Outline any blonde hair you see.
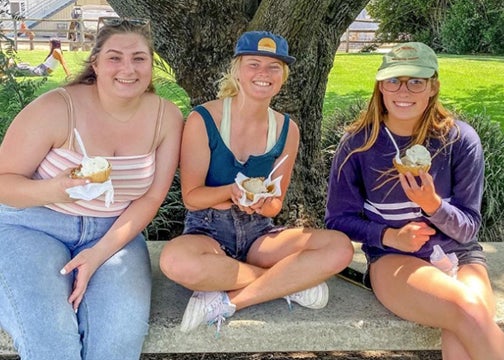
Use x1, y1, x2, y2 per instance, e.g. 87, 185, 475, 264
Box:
338, 75, 455, 177
216, 57, 290, 99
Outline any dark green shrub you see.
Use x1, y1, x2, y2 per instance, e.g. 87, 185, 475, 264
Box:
320, 100, 366, 182
1, 8, 48, 135
441, 0, 504, 55
143, 171, 185, 240
461, 112, 504, 242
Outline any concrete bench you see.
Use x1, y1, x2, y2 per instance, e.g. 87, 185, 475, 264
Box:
1, 241, 503, 355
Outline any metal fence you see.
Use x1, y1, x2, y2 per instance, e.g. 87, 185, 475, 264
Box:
0, 17, 95, 51
1, 17, 380, 53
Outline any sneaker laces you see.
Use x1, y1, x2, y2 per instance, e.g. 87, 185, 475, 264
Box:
284, 293, 298, 311
208, 313, 228, 335
205, 292, 235, 335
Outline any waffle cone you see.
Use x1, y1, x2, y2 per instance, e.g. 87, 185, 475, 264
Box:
71, 163, 112, 183
242, 177, 274, 201
393, 158, 430, 176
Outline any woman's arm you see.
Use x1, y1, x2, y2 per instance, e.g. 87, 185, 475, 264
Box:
325, 138, 389, 249
420, 123, 484, 243
0, 90, 87, 207
179, 109, 236, 210
53, 49, 71, 77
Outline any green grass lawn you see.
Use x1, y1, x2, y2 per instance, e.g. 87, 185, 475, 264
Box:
326, 52, 504, 125
12, 50, 504, 126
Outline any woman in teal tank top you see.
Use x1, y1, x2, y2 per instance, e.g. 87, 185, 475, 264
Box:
160, 31, 353, 334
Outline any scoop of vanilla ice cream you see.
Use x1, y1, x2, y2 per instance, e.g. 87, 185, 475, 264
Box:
403, 145, 431, 166
79, 156, 109, 176
243, 178, 268, 194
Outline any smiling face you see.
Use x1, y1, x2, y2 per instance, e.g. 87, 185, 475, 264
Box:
92, 33, 152, 99
379, 76, 439, 126
236, 55, 286, 100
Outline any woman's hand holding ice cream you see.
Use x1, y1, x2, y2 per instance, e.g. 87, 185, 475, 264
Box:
399, 169, 442, 215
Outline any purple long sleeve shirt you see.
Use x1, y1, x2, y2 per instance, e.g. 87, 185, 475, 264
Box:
325, 120, 484, 260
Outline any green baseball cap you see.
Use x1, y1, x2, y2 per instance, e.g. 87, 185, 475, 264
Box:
376, 42, 438, 81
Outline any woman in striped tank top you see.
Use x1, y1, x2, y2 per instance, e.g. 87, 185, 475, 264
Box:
0, 18, 183, 360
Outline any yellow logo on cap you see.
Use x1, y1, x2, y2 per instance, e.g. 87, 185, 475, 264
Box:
257, 37, 277, 54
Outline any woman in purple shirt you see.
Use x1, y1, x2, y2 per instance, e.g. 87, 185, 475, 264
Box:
325, 42, 504, 359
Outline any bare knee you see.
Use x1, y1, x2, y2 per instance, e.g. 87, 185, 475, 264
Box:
451, 292, 495, 335
318, 230, 354, 275
159, 240, 205, 286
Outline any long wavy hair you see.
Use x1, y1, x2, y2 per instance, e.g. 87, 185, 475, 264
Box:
338, 74, 456, 178
67, 20, 155, 93
216, 57, 290, 99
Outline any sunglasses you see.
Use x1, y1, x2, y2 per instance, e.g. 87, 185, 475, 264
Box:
97, 17, 150, 31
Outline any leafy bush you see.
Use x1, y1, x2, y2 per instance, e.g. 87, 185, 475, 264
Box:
321, 101, 504, 242
143, 171, 185, 240
368, 0, 503, 55
366, 0, 450, 51
462, 112, 504, 242
440, 0, 490, 54
321, 100, 366, 181
0, 27, 47, 140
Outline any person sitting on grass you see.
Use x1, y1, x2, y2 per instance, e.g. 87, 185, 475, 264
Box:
10, 38, 71, 78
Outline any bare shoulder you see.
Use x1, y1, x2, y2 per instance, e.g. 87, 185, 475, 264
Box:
159, 96, 183, 122
156, 95, 183, 141
15, 88, 71, 129
186, 98, 223, 125
3, 88, 72, 152
272, 109, 299, 137
198, 99, 222, 112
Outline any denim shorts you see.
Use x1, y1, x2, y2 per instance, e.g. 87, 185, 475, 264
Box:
367, 241, 487, 267
183, 206, 283, 261
363, 241, 487, 289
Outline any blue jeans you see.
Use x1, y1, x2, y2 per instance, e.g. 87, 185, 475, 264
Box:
0, 205, 151, 360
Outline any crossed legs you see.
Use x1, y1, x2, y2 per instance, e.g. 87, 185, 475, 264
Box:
160, 228, 353, 311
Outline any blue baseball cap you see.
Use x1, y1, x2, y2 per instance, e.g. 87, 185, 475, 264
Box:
233, 31, 296, 65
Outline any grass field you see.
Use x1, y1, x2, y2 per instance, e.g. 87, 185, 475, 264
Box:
11, 50, 504, 126
326, 52, 504, 125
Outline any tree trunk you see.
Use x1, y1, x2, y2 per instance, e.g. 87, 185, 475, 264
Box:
107, 0, 369, 227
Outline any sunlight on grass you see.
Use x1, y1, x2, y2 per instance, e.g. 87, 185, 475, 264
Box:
11, 50, 504, 127
326, 53, 504, 126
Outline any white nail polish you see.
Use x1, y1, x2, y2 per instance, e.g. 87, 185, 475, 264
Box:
60, 268, 67, 275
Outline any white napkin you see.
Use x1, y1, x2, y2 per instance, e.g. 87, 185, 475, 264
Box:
234, 172, 282, 206
66, 179, 115, 207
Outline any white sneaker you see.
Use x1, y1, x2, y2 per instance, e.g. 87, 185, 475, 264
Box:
284, 282, 329, 310
180, 291, 236, 333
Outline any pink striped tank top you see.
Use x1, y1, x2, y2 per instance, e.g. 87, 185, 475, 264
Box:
33, 88, 163, 217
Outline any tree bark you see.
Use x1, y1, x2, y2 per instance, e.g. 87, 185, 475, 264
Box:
107, 0, 369, 227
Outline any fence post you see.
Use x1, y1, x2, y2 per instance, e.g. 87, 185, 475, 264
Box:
345, 28, 350, 53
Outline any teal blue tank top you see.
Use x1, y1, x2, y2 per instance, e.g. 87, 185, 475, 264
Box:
193, 105, 290, 186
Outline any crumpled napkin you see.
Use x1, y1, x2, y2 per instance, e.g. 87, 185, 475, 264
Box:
234, 172, 282, 207
66, 179, 115, 207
